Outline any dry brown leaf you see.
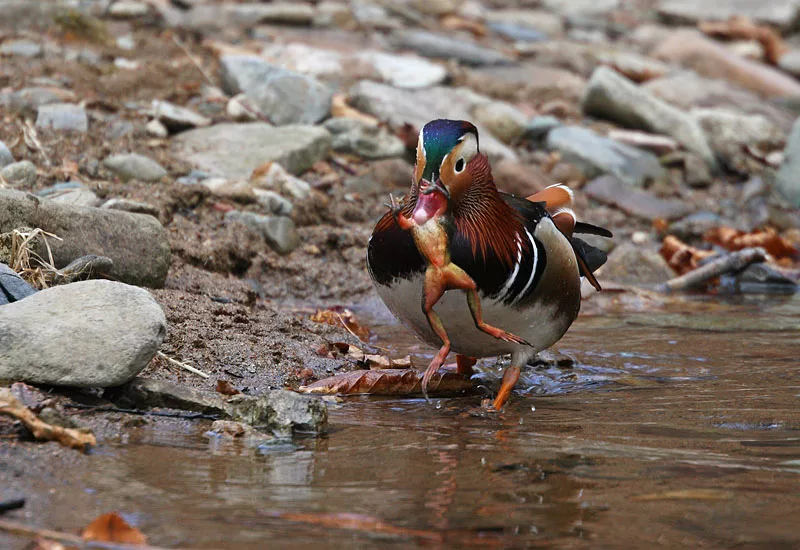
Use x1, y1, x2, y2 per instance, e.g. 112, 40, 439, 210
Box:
331, 94, 380, 126
325, 342, 412, 370
298, 369, 475, 396
660, 235, 716, 275
215, 379, 240, 396
0, 388, 95, 452
699, 16, 787, 64
81, 512, 147, 545
310, 307, 371, 342
440, 15, 487, 38
631, 489, 734, 502
704, 227, 798, 259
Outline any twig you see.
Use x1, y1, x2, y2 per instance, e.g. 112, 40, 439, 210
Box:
20, 119, 50, 165
0, 388, 96, 452
171, 34, 215, 87
65, 403, 219, 420
0, 498, 25, 515
157, 351, 210, 379
660, 247, 767, 292
0, 518, 174, 550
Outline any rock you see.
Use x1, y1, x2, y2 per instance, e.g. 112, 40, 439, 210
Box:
546, 126, 666, 188
0, 263, 36, 305
0, 39, 42, 58
259, 43, 346, 79
683, 153, 713, 188
692, 108, 785, 171
174, 123, 331, 180
492, 160, 554, 197
343, 158, 413, 195
542, 0, 620, 17
0, 280, 166, 387
228, 390, 328, 435
201, 178, 255, 203
40, 185, 99, 207
410, 0, 463, 16
464, 64, 586, 103
149, 100, 211, 132
391, 30, 514, 66
776, 118, 800, 206
314, 1, 357, 28
2, 88, 77, 114
250, 162, 312, 201
582, 66, 717, 168
225, 211, 300, 255
657, 0, 800, 30
219, 55, 333, 125
736, 263, 799, 289
525, 116, 563, 141
104, 153, 167, 182
35, 103, 88, 132
357, 51, 447, 89
50, 255, 114, 285
324, 117, 405, 159
108, 0, 149, 18
607, 129, 678, 155
226, 94, 261, 122
653, 30, 800, 99
117, 378, 328, 435
1, 161, 37, 187
0, 189, 170, 288
485, 9, 565, 37
351, 1, 398, 29
471, 100, 529, 144
227, 2, 314, 25
668, 211, 726, 241
0, 141, 14, 168
101, 198, 159, 217
254, 190, 294, 216
349, 81, 517, 162
643, 72, 794, 133
779, 49, 800, 78
584, 175, 691, 220
596, 242, 674, 285
145, 119, 168, 138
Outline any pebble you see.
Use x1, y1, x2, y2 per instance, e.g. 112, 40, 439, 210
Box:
250, 162, 312, 201
253, 189, 294, 216
692, 108, 785, 171
1, 161, 37, 187
582, 66, 717, 168
0, 263, 37, 305
391, 30, 515, 66
0, 39, 42, 58
324, 117, 405, 159
471, 100, 529, 144
779, 49, 800, 78
219, 55, 334, 125
543, 0, 620, 17
107, 120, 136, 140
225, 211, 300, 255
485, 9, 565, 37
104, 153, 167, 182
607, 129, 678, 155
173, 123, 331, 180
2, 87, 76, 114
776, 118, 800, 207
0, 141, 15, 168
228, 2, 314, 26
668, 211, 726, 241
108, 0, 150, 18
0, 280, 166, 387
35, 103, 89, 132
40, 185, 99, 208
101, 198, 160, 217
313, 1, 357, 28
489, 23, 548, 43
146, 119, 169, 138
546, 126, 666, 188
357, 51, 447, 89
226, 94, 261, 121
584, 175, 691, 220
525, 116, 562, 141
0, 188, 170, 288
150, 100, 211, 132
653, 30, 800, 99
349, 80, 517, 162
465, 64, 587, 103
657, 0, 800, 29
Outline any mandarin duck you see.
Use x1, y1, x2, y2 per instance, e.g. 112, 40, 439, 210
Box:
367, 119, 612, 411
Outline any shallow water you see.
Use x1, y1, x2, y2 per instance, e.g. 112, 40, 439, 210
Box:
4, 294, 800, 548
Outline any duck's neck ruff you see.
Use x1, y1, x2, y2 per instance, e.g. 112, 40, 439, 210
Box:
452, 155, 529, 268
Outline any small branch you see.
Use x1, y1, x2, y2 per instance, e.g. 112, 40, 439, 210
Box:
0, 389, 96, 452
660, 247, 767, 292
171, 34, 215, 87
0, 498, 25, 515
157, 351, 210, 379
0, 518, 173, 550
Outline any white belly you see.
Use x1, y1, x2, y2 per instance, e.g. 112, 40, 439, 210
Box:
375, 274, 568, 359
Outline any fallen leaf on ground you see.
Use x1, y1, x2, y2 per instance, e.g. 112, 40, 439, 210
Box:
704, 227, 798, 260
215, 379, 240, 396
699, 16, 787, 64
82, 512, 147, 545
440, 15, 487, 38
310, 307, 371, 342
660, 235, 716, 275
0, 388, 95, 452
631, 489, 734, 501
331, 94, 380, 126
321, 342, 412, 370
298, 369, 475, 396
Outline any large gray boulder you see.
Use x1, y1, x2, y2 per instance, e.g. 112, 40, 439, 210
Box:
0, 189, 170, 288
0, 280, 167, 387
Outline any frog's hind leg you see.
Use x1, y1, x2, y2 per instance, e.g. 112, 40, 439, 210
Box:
420, 268, 451, 400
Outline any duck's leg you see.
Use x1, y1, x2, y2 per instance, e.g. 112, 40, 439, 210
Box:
492, 365, 521, 411
421, 268, 451, 400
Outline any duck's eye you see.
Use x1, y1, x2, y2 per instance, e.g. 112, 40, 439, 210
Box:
454, 158, 465, 173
